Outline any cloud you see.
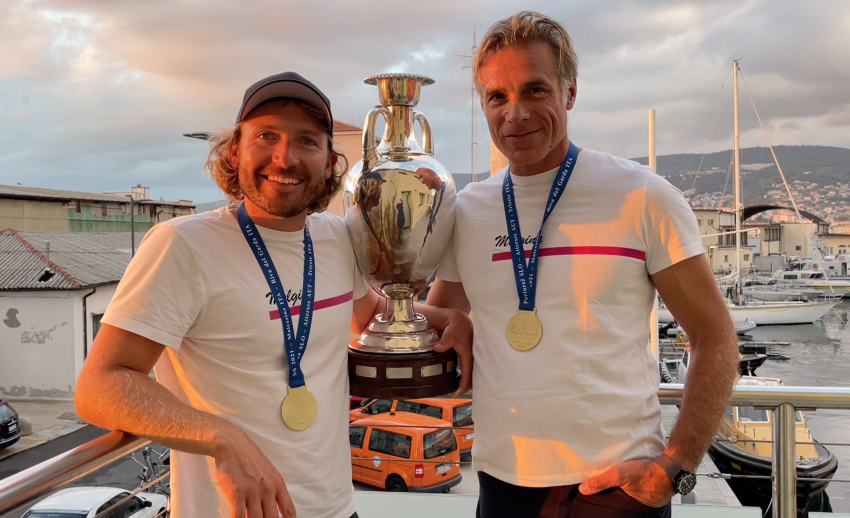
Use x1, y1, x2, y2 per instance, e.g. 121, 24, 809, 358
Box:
1, 0, 848, 202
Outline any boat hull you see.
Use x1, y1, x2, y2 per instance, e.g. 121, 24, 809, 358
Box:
658, 301, 835, 326
708, 439, 837, 512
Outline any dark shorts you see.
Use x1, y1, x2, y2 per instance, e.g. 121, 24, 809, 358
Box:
476, 471, 672, 518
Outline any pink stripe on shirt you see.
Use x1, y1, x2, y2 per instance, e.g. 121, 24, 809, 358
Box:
269, 290, 354, 320
492, 246, 646, 262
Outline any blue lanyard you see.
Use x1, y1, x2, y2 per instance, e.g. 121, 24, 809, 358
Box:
237, 203, 315, 388
502, 142, 579, 311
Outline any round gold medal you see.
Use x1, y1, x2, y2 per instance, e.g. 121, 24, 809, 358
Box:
506, 309, 543, 351
281, 385, 318, 431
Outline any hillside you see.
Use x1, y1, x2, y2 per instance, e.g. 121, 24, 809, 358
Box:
632, 145, 850, 219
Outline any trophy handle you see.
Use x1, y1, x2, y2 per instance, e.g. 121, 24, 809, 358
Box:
413, 111, 434, 157
362, 105, 393, 172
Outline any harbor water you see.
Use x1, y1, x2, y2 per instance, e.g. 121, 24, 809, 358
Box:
744, 300, 850, 513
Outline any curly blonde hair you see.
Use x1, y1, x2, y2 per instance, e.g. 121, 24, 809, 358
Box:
474, 11, 579, 98
204, 99, 349, 214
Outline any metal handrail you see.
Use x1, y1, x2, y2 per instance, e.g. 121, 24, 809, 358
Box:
2, 384, 850, 517
0, 431, 150, 514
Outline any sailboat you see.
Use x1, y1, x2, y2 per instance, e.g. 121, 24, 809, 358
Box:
659, 60, 836, 326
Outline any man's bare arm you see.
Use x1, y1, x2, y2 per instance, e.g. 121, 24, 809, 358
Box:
652, 254, 739, 471
76, 323, 242, 454
75, 324, 295, 518
579, 254, 738, 506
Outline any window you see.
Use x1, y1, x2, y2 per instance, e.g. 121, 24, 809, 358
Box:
453, 404, 473, 427
364, 400, 393, 415
75, 200, 82, 213
796, 245, 802, 251
708, 219, 714, 226
724, 255, 729, 262
396, 401, 442, 420
737, 406, 769, 423
92, 313, 104, 341
423, 428, 457, 459
96, 493, 131, 518
368, 429, 412, 459
0, 403, 16, 422
744, 254, 750, 261
349, 427, 366, 448
697, 219, 703, 226
119, 496, 142, 516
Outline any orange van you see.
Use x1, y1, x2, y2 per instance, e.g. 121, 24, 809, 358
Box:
349, 413, 463, 493
350, 398, 474, 460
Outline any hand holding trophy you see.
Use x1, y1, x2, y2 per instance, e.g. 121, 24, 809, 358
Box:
344, 73, 459, 399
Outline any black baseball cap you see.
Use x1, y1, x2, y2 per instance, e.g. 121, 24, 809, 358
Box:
236, 72, 334, 136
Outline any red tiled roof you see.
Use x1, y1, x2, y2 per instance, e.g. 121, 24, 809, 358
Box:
333, 120, 362, 133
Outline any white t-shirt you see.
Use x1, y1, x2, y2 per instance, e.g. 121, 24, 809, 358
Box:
436, 148, 704, 487
103, 204, 367, 518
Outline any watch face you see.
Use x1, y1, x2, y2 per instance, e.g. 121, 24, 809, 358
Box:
677, 473, 697, 495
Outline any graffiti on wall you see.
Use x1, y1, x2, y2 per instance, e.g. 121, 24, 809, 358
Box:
21, 325, 58, 344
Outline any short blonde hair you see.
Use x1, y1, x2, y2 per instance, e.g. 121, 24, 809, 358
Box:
204, 99, 348, 214
474, 11, 578, 97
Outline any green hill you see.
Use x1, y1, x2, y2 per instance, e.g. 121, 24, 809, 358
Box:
632, 145, 850, 206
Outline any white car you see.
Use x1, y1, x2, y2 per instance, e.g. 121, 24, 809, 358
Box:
21, 486, 168, 518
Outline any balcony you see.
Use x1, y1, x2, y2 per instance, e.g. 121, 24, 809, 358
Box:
2, 384, 850, 518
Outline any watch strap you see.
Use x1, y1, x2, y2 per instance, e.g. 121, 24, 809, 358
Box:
655, 453, 683, 482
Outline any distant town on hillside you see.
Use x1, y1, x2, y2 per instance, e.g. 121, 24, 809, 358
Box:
632, 145, 850, 229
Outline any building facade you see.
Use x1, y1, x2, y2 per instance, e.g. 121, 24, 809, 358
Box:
0, 230, 143, 398
0, 184, 194, 233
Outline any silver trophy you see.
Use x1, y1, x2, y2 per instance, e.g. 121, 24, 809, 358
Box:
343, 73, 458, 398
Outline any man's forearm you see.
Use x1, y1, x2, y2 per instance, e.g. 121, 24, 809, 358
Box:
664, 329, 739, 471
76, 366, 243, 459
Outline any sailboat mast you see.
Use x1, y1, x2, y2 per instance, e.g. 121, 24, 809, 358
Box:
733, 60, 743, 294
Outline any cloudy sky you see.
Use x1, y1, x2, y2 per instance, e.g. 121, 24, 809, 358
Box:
1, 0, 848, 204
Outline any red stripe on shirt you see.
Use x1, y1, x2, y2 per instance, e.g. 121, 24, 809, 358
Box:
491, 246, 646, 262
269, 290, 354, 320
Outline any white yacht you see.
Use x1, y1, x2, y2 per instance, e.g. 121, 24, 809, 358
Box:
772, 269, 850, 298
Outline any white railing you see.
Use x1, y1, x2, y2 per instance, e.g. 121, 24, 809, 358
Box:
1, 384, 850, 518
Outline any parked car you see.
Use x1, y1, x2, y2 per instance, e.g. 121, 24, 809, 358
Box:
21, 486, 168, 518
0, 399, 21, 450
349, 413, 462, 493
350, 398, 474, 460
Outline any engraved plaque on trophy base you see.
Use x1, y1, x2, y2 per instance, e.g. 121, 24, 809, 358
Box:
348, 346, 459, 399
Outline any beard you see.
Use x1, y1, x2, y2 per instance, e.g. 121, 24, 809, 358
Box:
239, 164, 328, 218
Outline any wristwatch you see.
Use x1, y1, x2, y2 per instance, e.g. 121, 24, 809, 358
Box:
655, 453, 697, 495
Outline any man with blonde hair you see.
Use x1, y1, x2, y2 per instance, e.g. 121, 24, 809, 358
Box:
76, 72, 472, 518
427, 11, 739, 518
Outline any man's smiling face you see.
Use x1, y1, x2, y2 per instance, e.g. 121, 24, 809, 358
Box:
232, 99, 334, 218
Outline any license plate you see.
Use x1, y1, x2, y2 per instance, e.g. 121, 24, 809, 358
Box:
435, 463, 451, 474
8, 423, 16, 432
465, 433, 474, 440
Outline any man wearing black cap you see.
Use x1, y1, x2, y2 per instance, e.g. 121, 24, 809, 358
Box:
75, 72, 472, 518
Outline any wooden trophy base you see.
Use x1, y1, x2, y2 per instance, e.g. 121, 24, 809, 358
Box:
348, 344, 459, 399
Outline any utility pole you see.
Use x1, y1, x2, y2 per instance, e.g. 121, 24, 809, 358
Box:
457, 27, 478, 182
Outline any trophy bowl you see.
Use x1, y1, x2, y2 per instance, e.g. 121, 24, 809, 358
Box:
344, 73, 459, 399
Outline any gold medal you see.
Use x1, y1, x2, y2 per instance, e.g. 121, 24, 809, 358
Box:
506, 308, 543, 351
281, 385, 318, 431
